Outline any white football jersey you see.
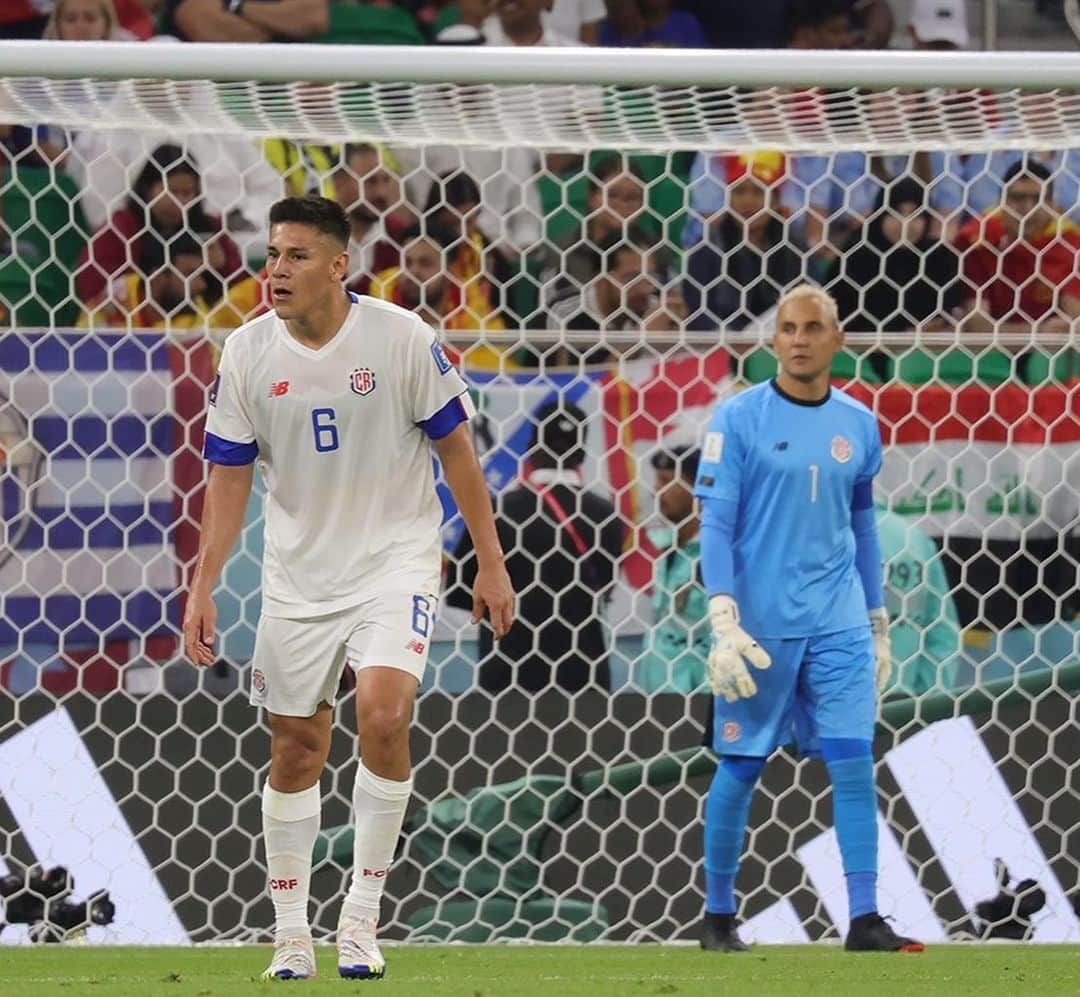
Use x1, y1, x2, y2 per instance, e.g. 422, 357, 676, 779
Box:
204, 294, 475, 619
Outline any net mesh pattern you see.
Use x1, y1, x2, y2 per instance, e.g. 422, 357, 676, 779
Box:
0, 70, 1078, 947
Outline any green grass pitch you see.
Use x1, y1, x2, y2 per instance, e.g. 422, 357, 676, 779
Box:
4, 944, 1080, 996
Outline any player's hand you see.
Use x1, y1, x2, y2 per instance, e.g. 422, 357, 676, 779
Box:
472, 559, 514, 640
183, 587, 218, 667
869, 607, 892, 695
707, 595, 771, 702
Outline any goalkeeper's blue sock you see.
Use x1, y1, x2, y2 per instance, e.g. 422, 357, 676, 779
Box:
704, 756, 765, 915
821, 737, 878, 920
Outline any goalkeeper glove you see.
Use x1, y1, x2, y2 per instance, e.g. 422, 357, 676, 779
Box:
707, 595, 771, 702
869, 607, 892, 695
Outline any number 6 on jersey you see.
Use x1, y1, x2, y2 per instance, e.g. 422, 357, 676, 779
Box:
312, 407, 339, 453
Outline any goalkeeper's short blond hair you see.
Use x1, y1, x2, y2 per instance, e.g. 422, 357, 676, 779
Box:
777, 283, 841, 330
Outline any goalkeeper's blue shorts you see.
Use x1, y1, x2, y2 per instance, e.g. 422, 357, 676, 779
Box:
710, 625, 875, 759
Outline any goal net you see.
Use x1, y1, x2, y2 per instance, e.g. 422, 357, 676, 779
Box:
0, 42, 1078, 946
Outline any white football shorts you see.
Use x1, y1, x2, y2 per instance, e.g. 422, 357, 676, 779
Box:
249, 571, 440, 717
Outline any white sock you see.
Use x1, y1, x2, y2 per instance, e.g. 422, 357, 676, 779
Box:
262, 782, 321, 942
341, 762, 413, 925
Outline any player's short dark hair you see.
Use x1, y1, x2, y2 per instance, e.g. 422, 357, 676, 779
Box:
651, 445, 700, 484
1002, 159, 1052, 187
531, 399, 588, 470
269, 196, 350, 248
786, 0, 849, 41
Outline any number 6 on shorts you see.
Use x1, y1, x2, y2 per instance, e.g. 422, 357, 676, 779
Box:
411, 594, 433, 637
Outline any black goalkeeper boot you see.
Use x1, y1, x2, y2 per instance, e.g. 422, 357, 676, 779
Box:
700, 912, 748, 952
845, 912, 925, 952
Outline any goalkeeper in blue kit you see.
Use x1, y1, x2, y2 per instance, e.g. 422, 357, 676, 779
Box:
693, 285, 923, 953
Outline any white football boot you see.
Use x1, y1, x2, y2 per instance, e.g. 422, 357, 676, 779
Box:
261, 934, 317, 981
337, 913, 386, 980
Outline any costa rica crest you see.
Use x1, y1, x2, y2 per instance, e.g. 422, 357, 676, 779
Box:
831, 435, 852, 463
350, 367, 376, 396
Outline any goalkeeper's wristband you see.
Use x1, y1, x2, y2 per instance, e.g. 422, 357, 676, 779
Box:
709, 594, 739, 627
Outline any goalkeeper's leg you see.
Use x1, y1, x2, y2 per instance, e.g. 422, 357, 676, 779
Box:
702, 755, 767, 951
808, 630, 923, 952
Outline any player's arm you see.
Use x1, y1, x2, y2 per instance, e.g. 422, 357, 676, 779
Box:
695, 412, 771, 703
434, 424, 514, 640
174, 0, 270, 42
184, 462, 254, 666
239, 0, 330, 39
852, 426, 890, 693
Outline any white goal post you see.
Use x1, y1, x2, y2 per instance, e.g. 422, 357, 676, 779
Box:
0, 41, 1078, 947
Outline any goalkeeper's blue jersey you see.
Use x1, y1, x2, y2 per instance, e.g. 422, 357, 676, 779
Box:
695, 380, 882, 639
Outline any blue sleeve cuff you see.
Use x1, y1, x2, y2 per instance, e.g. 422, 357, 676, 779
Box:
700, 496, 738, 596
204, 431, 258, 466
852, 479, 873, 511
852, 504, 885, 610
420, 393, 470, 440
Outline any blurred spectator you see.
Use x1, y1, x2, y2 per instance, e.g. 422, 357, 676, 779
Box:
33, 2, 126, 169
43, 0, 118, 40
548, 0, 605, 43
369, 222, 509, 369
683, 151, 803, 331
331, 142, 414, 294
956, 160, 1080, 336
424, 169, 515, 309
1, 124, 89, 327
80, 231, 208, 328
165, 0, 329, 42
636, 446, 709, 694
546, 155, 646, 292
786, 0, 856, 49
545, 227, 684, 363
908, 0, 968, 49
598, 0, 707, 48
263, 138, 338, 200
877, 506, 960, 698
6, 0, 155, 39
441, 0, 578, 44
671, 0, 892, 48
435, 0, 605, 43
315, 0, 426, 44
75, 143, 243, 306
450, 400, 623, 694
960, 117, 1080, 226
831, 178, 963, 336
68, 76, 284, 258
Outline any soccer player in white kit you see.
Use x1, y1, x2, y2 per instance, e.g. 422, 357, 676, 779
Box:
182, 196, 514, 981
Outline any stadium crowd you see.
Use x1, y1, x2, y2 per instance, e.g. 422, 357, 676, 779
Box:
0, 0, 1077, 701
0, 0, 1077, 383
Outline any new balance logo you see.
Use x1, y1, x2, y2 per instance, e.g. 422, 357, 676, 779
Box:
269, 878, 299, 891
774, 441, 789, 451
268, 380, 290, 397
